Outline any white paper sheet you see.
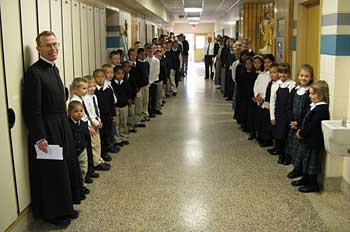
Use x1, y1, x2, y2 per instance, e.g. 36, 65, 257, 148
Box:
35, 145, 63, 160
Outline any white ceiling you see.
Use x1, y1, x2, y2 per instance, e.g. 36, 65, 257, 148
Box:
161, 0, 241, 23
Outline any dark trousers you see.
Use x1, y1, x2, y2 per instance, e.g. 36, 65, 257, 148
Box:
175, 69, 180, 88
85, 136, 95, 175
204, 55, 213, 78
276, 138, 287, 160
148, 83, 158, 115
100, 115, 112, 155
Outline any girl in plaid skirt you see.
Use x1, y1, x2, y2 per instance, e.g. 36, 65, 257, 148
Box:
292, 80, 330, 193
286, 65, 313, 178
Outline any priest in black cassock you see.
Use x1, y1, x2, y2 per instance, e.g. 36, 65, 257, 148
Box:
22, 31, 83, 227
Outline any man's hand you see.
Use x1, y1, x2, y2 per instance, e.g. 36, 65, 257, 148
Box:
37, 139, 49, 153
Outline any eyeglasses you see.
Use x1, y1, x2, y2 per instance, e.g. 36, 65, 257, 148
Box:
39, 42, 60, 50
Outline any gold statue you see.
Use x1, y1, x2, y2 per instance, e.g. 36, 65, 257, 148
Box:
259, 11, 274, 54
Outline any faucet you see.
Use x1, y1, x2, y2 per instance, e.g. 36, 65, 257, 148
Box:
341, 119, 347, 127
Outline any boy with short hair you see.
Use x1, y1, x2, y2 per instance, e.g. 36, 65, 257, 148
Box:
135, 48, 150, 121
94, 69, 118, 162
111, 65, 131, 145
83, 75, 111, 171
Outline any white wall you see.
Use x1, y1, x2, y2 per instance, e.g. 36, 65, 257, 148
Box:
173, 23, 215, 34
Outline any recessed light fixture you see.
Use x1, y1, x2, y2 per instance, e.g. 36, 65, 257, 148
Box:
184, 8, 202, 13
187, 17, 200, 20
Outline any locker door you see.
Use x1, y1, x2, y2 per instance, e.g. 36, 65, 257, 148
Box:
50, 0, 65, 82
100, 8, 107, 64
0, 17, 18, 232
37, 0, 51, 32
72, 0, 82, 77
62, 0, 74, 86
20, 0, 38, 70
87, 6, 95, 74
94, 8, 101, 68
80, 3, 89, 76
0, 0, 31, 212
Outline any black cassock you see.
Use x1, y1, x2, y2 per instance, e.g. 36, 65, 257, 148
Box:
23, 58, 83, 220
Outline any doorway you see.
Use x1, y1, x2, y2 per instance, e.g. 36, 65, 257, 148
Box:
296, 0, 321, 79
194, 33, 207, 62
184, 33, 194, 63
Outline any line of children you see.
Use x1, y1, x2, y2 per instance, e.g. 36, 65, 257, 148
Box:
229, 46, 330, 193
63, 36, 183, 212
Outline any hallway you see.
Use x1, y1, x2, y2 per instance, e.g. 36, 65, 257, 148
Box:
15, 63, 349, 232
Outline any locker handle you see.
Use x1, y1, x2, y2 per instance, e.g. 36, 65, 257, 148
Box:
8, 108, 15, 129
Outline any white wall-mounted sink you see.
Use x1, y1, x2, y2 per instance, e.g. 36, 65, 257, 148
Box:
322, 120, 350, 156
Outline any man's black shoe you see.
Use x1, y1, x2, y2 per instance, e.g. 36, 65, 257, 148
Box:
291, 178, 308, 187
135, 123, 146, 128
298, 185, 319, 193
68, 210, 79, 220
46, 218, 71, 227
287, 170, 302, 179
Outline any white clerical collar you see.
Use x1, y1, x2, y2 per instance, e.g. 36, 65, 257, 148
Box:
310, 101, 327, 110
40, 57, 55, 67
138, 58, 145, 63
295, 85, 310, 95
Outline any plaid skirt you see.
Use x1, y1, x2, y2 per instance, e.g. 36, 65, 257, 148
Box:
285, 128, 302, 162
294, 143, 322, 175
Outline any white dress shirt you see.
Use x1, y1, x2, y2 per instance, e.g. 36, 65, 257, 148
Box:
145, 56, 160, 84
203, 42, 214, 56
231, 60, 240, 82
270, 79, 296, 120
84, 93, 101, 127
253, 71, 270, 107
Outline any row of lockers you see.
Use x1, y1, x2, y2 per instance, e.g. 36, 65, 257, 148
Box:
0, 0, 108, 230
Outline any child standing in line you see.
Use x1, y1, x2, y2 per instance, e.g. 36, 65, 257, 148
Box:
270, 63, 296, 165
83, 75, 111, 171
237, 56, 255, 132
122, 61, 138, 133
94, 69, 118, 162
111, 65, 131, 146
286, 65, 313, 179
292, 80, 330, 193
102, 64, 119, 150
253, 54, 276, 147
67, 101, 90, 196
70, 78, 98, 183
247, 55, 264, 140
109, 50, 122, 68
260, 63, 280, 154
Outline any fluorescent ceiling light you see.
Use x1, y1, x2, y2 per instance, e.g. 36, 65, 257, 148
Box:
189, 22, 199, 25
187, 17, 200, 20
184, 8, 202, 13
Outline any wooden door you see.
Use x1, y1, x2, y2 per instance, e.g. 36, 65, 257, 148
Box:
194, 34, 207, 62
296, 0, 320, 79
131, 15, 138, 48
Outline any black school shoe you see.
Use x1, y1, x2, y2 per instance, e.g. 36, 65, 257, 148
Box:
89, 172, 100, 178
298, 184, 320, 193
85, 176, 93, 184
155, 110, 162, 115
83, 186, 90, 195
108, 146, 120, 153
287, 169, 302, 179
102, 153, 112, 162
291, 177, 308, 187
122, 141, 129, 145
46, 218, 71, 227
135, 123, 146, 128
277, 157, 284, 164
248, 133, 256, 140
129, 128, 137, 133
95, 163, 111, 171
267, 148, 278, 155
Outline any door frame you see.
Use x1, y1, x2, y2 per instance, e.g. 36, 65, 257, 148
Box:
296, 0, 321, 79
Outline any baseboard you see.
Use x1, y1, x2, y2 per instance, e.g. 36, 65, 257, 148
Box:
323, 176, 350, 198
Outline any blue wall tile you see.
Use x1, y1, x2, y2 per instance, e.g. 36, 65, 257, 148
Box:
321, 35, 350, 56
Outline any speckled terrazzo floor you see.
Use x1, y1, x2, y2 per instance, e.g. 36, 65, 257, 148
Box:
12, 63, 350, 232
